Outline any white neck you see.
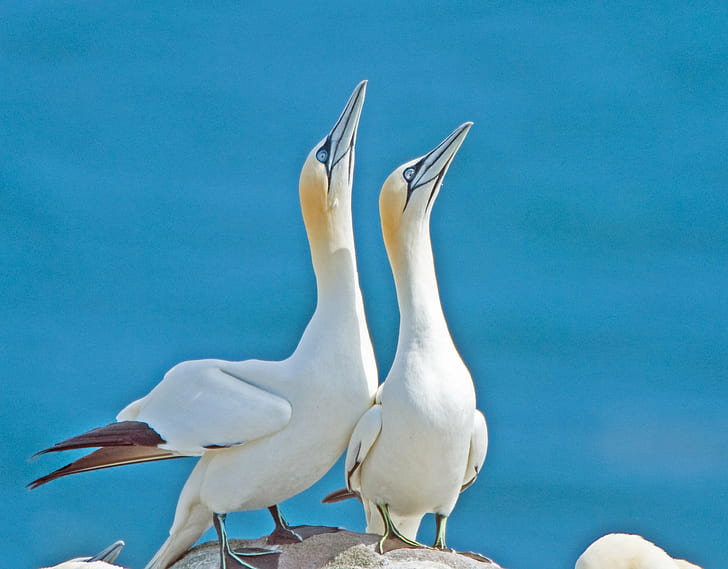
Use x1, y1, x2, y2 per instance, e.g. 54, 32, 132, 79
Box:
390, 229, 452, 348
293, 197, 372, 358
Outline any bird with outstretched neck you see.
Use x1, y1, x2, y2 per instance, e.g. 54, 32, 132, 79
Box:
329, 123, 488, 554
30, 81, 378, 569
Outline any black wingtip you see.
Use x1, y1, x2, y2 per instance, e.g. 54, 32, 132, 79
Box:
31, 421, 167, 461
31, 447, 54, 459
27, 467, 66, 490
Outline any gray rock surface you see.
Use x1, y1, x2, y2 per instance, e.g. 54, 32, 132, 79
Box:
168, 531, 501, 569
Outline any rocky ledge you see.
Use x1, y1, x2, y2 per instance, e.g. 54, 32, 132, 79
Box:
169, 530, 501, 569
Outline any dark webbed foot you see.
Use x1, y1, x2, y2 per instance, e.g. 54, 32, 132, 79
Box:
225, 548, 281, 569
266, 504, 341, 544
214, 512, 281, 569
374, 503, 428, 554
266, 524, 303, 545
379, 533, 428, 553
288, 524, 341, 539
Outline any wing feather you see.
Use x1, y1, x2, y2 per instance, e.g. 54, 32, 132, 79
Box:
29, 446, 179, 488
461, 409, 488, 491
118, 360, 292, 454
344, 405, 382, 492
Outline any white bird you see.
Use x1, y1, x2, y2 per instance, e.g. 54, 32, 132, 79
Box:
42, 540, 125, 569
31, 81, 378, 569
576, 533, 704, 569
338, 123, 488, 551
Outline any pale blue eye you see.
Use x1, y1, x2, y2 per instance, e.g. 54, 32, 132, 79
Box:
317, 149, 329, 163
403, 167, 416, 182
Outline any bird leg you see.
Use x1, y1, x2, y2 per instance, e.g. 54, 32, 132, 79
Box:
266, 504, 340, 545
375, 503, 428, 553
433, 513, 449, 550
266, 505, 302, 544
214, 513, 281, 569
432, 513, 492, 562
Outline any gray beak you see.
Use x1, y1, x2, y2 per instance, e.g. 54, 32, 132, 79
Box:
316, 80, 367, 181
407, 122, 473, 194
87, 540, 125, 564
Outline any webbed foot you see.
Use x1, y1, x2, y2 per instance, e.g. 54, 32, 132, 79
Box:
266, 524, 303, 545
288, 524, 341, 539
214, 512, 281, 569
225, 547, 281, 569
378, 533, 429, 553
266, 504, 341, 544
374, 503, 428, 554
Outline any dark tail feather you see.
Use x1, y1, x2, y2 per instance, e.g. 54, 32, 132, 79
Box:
322, 488, 359, 503
28, 445, 181, 489
34, 421, 166, 456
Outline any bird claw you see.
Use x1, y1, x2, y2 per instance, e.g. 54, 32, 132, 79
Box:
223, 547, 281, 569
378, 534, 428, 554
230, 547, 282, 556
291, 524, 341, 540
266, 525, 303, 545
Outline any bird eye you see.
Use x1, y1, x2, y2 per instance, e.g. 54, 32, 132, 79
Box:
403, 167, 416, 182
317, 149, 329, 163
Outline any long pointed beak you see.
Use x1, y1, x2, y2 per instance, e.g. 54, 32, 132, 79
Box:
409, 122, 473, 193
87, 540, 125, 564
325, 80, 367, 177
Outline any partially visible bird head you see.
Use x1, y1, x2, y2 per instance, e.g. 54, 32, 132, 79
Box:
299, 80, 366, 236
379, 122, 472, 258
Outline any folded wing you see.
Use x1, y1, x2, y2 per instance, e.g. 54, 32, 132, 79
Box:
120, 362, 292, 454
30, 361, 292, 488
344, 404, 382, 492
461, 409, 488, 491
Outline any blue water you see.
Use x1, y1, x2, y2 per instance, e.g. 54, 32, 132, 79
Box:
2, 2, 726, 568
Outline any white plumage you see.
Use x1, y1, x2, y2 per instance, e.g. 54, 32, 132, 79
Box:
42, 540, 125, 569
576, 533, 703, 569
32, 82, 377, 569
343, 123, 487, 549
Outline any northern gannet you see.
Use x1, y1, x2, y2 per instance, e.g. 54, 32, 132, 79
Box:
30, 81, 378, 569
42, 540, 125, 569
576, 533, 703, 569
337, 123, 488, 551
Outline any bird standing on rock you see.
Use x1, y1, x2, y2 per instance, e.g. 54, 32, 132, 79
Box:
332, 123, 488, 553
30, 81, 378, 569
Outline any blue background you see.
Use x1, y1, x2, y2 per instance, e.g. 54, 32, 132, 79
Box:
2, 2, 726, 568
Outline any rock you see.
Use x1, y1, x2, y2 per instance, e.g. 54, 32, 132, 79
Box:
169, 530, 501, 569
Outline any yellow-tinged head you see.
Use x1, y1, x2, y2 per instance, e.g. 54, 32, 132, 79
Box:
299, 80, 367, 252
380, 122, 472, 267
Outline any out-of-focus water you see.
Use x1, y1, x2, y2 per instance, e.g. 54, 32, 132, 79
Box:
2, 3, 726, 568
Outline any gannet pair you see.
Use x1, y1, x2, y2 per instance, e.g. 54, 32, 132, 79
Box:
31, 81, 378, 569
329, 123, 488, 551
42, 540, 125, 569
576, 534, 703, 569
